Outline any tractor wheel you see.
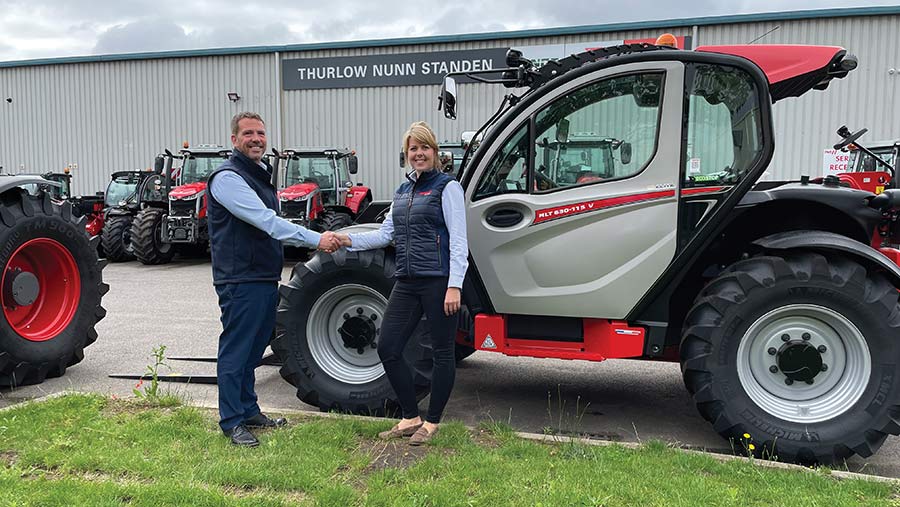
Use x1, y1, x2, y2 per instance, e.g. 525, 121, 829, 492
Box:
314, 210, 354, 232
100, 215, 135, 262
272, 248, 432, 415
680, 252, 900, 463
130, 208, 175, 265
0, 190, 108, 387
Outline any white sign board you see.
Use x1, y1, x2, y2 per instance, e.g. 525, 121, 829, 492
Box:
822, 149, 850, 177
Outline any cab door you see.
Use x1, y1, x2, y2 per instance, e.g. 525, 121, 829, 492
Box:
465, 61, 685, 319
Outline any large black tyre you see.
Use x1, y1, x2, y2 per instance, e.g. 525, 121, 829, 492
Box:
272, 248, 432, 415
100, 214, 135, 262
312, 210, 353, 233
130, 208, 175, 265
0, 190, 108, 387
680, 252, 900, 463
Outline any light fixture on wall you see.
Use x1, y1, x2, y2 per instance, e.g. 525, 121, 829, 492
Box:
226, 92, 241, 102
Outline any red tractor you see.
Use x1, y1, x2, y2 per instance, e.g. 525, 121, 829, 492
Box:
130, 145, 230, 264
832, 127, 899, 253
271, 147, 371, 231
833, 126, 898, 194
0, 174, 107, 386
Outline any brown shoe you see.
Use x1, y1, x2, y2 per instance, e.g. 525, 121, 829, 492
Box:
378, 421, 423, 440
408, 425, 438, 446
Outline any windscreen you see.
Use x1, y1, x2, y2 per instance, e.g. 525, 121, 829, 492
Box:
180, 155, 227, 184
849, 146, 896, 173
105, 174, 142, 206
284, 155, 335, 189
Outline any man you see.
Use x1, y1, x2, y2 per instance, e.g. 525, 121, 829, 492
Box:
207, 112, 340, 447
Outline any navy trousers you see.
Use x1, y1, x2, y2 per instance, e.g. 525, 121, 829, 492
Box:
215, 281, 278, 432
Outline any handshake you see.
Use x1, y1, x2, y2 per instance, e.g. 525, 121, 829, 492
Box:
316, 231, 352, 253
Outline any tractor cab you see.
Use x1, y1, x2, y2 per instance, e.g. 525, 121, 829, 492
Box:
535, 132, 631, 187
14, 169, 72, 201
271, 147, 369, 232
104, 170, 150, 209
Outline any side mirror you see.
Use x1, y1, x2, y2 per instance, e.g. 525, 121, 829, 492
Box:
556, 118, 570, 144
439, 76, 458, 120
153, 156, 165, 174
399, 150, 406, 168
438, 151, 454, 172
620, 142, 633, 165
349, 155, 358, 174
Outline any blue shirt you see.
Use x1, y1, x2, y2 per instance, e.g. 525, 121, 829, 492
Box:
208, 170, 322, 248
348, 179, 468, 288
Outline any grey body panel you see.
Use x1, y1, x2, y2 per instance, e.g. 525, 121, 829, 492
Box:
753, 230, 900, 284
0, 175, 60, 194
465, 61, 685, 319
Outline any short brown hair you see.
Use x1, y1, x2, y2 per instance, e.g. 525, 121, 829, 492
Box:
401, 121, 440, 169
231, 112, 265, 136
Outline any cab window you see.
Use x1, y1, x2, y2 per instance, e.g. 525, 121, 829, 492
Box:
474, 72, 664, 200
533, 72, 663, 192
683, 63, 763, 188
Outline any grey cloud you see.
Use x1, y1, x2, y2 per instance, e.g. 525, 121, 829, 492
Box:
93, 18, 194, 54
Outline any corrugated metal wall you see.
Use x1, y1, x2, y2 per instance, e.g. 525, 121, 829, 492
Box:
1, 14, 897, 197
1, 54, 279, 194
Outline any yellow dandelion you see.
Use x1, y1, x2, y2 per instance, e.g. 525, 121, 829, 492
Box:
743, 433, 751, 439
748, 444, 756, 451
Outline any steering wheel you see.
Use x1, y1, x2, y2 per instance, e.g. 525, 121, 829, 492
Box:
833, 127, 867, 150
310, 170, 327, 178
534, 167, 556, 191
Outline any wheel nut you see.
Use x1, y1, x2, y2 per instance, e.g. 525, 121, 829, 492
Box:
356, 308, 364, 315
785, 379, 794, 386
768, 347, 777, 356
821, 364, 828, 372
343, 313, 350, 320
371, 314, 378, 321
357, 347, 364, 354
370, 343, 377, 349
781, 334, 790, 342
805, 379, 814, 385
818, 345, 827, 353
769, 365, 778, 373
802, 333, 811, 341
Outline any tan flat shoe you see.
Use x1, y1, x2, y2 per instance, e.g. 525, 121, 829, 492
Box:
408, 425, 438, 446
378, 422, 423, 440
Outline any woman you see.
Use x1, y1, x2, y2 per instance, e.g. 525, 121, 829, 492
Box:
337, 121, 468, 445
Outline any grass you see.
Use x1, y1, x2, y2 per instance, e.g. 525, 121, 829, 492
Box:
0, 393, 897, 506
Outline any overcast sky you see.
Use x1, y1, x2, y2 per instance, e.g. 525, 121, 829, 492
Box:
0, 0, 894, 62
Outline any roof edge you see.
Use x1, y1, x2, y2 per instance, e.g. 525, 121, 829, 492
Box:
1, 6, 898, 69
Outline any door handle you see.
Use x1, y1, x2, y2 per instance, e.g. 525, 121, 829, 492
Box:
486, 208, 524, 228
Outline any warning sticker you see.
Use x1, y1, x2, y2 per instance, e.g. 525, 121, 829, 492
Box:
481, 335, 497, 349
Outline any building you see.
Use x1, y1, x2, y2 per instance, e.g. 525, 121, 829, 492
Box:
1, 6, 898, 197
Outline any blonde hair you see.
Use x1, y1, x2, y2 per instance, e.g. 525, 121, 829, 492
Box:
401, 121, 440, 169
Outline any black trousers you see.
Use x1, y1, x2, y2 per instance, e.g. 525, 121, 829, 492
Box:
378, 277, 458, 423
